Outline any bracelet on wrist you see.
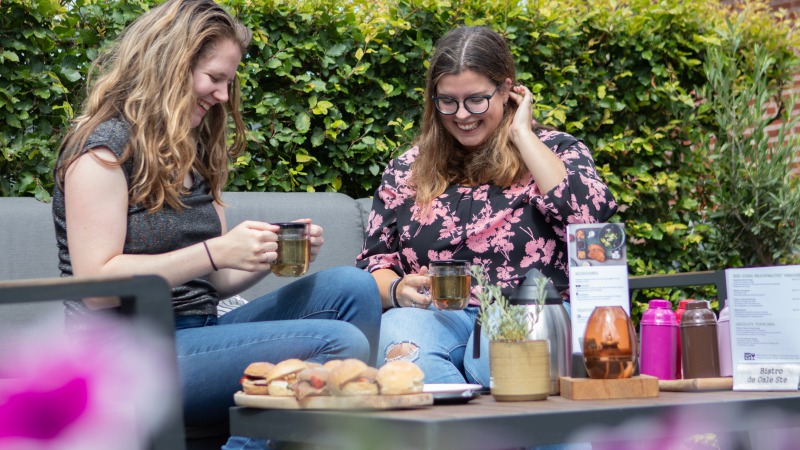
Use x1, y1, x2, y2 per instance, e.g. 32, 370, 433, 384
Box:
202, 240, 219, 271
389, 277, 402, 308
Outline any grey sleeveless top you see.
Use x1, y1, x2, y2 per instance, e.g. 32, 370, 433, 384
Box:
52, 118, 222, 319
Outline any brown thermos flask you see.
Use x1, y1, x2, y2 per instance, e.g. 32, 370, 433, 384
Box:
680, 300, 720, 379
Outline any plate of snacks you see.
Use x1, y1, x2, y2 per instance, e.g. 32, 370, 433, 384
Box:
235, 358, 433, 410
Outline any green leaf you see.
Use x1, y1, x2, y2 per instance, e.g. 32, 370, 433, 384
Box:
1, 51, 20, 63
295, 112, 310, 133
326, 44, 347, 57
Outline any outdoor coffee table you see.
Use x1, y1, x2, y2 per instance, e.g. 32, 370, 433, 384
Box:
230, 389, 800, 449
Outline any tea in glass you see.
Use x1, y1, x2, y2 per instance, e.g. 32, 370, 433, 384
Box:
271, 222, 310, 277
429, 260, 471, 310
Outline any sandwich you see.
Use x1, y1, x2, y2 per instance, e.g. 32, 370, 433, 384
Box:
292, 366, 332, 399
240, 362, 275, 395
266, 358, 308, 396
376, 360, 425, 395
328, 358, 379, 396
322, 359, 344, 371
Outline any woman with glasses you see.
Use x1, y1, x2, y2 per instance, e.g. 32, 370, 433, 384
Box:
357, 26, 617, 386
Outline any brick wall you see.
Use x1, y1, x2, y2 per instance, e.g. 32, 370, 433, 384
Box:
765, 1, 799, 145
721, 0, 799, 16
769, 0, 800, 13
763, 72, 800, 145
721, 1, 800, 146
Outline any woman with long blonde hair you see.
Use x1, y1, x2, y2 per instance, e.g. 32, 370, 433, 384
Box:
53, 1, 380, 447
358, 26, 617, 386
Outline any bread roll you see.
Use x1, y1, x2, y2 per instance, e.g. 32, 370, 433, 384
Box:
322, 359, 344, 370
293, 367, 332, 398
328, 358, 379, 396
266, 358, 308, 396
241, 362, 275, 395
376, 360, 425, 395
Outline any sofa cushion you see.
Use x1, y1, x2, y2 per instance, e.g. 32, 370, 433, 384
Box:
355, 197, 373, 239
0, 197, 61, 281
0, 197, 65, 360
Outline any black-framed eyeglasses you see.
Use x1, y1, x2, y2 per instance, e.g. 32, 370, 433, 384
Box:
432, 83, 502, 115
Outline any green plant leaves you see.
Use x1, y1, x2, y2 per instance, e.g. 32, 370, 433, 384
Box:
1, 0, 798, 324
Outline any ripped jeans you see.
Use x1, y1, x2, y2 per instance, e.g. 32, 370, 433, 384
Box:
378, 305, 490, 385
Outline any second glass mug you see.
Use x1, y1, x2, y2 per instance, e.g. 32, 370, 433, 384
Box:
428, 260, 471, 310
271, 222, 310, 277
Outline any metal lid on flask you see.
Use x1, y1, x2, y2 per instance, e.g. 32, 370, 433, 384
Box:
509, 268, 563, 305
640, 299, 678, 326
680, 300, 717, 327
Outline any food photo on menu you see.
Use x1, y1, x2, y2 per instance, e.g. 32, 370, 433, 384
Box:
569, 223, 627, 267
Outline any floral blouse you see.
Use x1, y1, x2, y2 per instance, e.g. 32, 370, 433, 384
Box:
356, 129, 618, 303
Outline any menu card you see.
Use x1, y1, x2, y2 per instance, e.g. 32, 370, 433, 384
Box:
567, 223, 630, 353
725, 265, 800, 391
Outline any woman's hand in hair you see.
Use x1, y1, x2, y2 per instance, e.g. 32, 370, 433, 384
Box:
508, 84, 536, 145
507, 83, 567, 192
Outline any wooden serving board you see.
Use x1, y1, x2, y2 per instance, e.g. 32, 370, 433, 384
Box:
559, 375, 659, 400
658, 377, 733, 392
234, 391, 433, 410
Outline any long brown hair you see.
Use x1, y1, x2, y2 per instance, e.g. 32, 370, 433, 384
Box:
412, 26, 528, 208
55, 0, 252, 211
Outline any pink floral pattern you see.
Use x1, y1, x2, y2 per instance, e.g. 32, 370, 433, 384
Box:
357, 130, 617, 302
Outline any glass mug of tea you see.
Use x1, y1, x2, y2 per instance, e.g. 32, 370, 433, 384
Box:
428, 260, 471, 310
271, 222, 310, 277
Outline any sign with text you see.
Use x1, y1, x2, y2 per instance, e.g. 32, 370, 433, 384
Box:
734, 363, 800, 391
726, 265, 800, 391
567, 223, 630, 353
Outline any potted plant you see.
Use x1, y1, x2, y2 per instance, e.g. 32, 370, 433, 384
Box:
473, 266, 550, 401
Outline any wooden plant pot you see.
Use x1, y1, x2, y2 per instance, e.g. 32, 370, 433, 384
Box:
489, 340, 550, 401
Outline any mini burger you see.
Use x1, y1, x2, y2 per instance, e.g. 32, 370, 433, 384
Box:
322, 359, 343, 371
240, 362, 275, 395
328, 358, 379, 396
292, 366, 332, 399
266, 358, 308, 396
376, 360, 425, 395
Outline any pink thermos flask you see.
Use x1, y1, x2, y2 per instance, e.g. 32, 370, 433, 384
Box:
639, 299, 678, 380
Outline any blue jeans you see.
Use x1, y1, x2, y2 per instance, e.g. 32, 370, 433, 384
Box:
176, 266, 380, 449
378, 305, 490, 385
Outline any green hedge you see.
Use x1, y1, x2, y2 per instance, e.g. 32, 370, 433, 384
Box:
2, 0, 797, 318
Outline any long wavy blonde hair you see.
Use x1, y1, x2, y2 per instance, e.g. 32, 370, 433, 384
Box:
55, 0, 252, 211
412, 26, 536, 208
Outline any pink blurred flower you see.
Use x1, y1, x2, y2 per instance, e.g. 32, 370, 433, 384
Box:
0, 315, 176, 450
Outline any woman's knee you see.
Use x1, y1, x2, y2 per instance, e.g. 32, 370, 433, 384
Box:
330, 322, 371, 361
321, 266, 377, 294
